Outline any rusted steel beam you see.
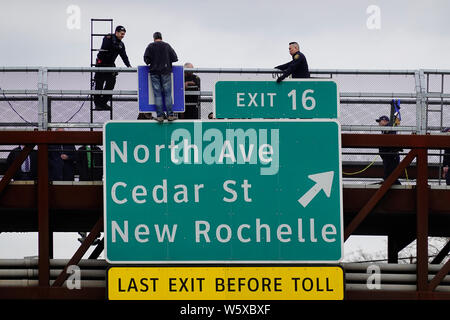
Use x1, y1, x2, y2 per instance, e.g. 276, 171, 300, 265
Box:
344, 149, 418, 240
2, 185, 450, 234
88, 239, 104, 259
49, 184, 103, 210
0, 131, 102, 145
416, 148, 429, 291
0, 184, 102, 209
0, 144, 34, 194
342, 133, 450, 148
431, 240, 450, 264
0, 132, 447, 148
37, 144, 50, 287
428, 258, 450, 291
0, 131, 450, 149
342, 163, 441, 180
52, 218, 103, 287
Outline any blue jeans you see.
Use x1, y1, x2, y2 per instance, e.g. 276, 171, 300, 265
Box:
150, 74, 173, 117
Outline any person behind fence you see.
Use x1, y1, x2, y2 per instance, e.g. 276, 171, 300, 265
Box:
77, 145, 103, 181
441, 127, 450, 186
143, 31, 178, 123
48, 129, 76, 181
180, 62, 201, 119
274, 41, 310, 83
6, 145, 37, 180
93, 25, 132, 110
376, 115, 402, 185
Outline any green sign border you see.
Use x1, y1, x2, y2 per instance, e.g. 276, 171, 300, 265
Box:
103, 119, 343, 264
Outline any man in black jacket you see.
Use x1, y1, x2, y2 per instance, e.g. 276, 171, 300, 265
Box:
376, 115, 402, 185
143, 31, 178, 122
48, 128, 76, 181
181, 62, 201, 119
275, 42, 310, 82
48, 144, 76, 181
77, 145, 103, 181
93, 25, 132, 110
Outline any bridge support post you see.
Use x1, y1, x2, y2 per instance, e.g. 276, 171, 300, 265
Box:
416, 148, 429, 291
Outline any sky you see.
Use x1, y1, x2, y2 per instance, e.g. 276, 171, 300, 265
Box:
0, 0, 449, 259
0, 0, 449, 70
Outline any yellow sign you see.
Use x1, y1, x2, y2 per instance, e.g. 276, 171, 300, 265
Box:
107, 266, 344, 300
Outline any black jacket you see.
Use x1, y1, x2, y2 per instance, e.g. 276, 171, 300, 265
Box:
443, 148, 450, 167
276, 51, 310, 79
96, 34, 131, 67
184, 73, 201, 104
6, 146, 38, 180
77, 145, 103, 181
143, 41, 178, 75
379, 130, 402, 157
48, 144, 76, 181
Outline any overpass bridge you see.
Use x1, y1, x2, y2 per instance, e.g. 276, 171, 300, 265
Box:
0, 67, 449, 300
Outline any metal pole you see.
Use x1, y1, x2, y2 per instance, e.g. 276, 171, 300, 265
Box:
38, 143, 50, 286
37, 67, 49, 131
419, 70, 428, 134
37, 68, 44, 130
414, 70, 424, 134
416, 148, 429, 292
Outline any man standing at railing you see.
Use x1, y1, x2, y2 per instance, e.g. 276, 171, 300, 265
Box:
376, 115, 402, 185
143, 31, 178, 123
275, 41, 310, 83
93, 25, 132, 110
6, 145, 37, 181
48, 128, 76, 181
181, 62, 201, 119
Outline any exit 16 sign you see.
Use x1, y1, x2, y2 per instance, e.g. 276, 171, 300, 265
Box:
214, 80, 338, 119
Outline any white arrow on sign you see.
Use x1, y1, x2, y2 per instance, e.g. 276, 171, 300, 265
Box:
298, 171, 334, 208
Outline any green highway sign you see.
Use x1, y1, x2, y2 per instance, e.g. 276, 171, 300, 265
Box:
214, 80, 339, 119
104, 120, 343, 264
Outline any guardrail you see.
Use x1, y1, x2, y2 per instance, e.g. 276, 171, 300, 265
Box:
1, 67, 449, 132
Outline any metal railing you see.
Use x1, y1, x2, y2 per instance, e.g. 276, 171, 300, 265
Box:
1, 67, 450, 133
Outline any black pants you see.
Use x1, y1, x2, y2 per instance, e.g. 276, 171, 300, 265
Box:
381, 154, 401, 185
93, 71, 116, 107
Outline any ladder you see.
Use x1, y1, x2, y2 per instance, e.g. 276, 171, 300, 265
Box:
90, 18, 114, 124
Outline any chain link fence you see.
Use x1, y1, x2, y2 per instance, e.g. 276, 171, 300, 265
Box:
1, 67, 450, 184
0, 67, 441, 129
